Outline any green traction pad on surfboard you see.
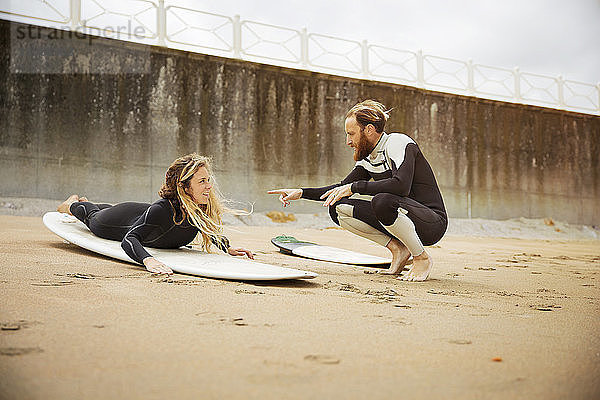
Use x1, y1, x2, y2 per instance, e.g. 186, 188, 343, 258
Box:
271, 235, 317, 255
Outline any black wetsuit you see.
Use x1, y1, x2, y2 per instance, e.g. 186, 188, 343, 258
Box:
70, 199, 230, 265
302, 132, 447, 246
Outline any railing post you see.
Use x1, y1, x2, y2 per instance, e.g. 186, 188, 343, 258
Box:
416, 49, 425, 89
557, 75, 565, 109
157, 0, 166, 46
361, 40, 369, 78
233, 15, 242, 59
513, 67, 521, 102
70, 0, 81, 30
467, 59, 475, 95
300, 27, 308, 67
467, 191, 472, 219
597, 83, 600, 115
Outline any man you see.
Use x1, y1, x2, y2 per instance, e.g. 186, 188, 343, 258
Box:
268, 100, 447, 281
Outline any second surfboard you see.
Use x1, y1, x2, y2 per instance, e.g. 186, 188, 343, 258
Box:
271, 235, 392, 266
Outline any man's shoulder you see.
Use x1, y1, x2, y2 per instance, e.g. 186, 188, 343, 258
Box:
354, 159, 368, 168
385, 132, 416, 147
383, 133, 420, 162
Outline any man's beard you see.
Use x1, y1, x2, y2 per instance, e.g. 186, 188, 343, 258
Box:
353, 131, 372, 161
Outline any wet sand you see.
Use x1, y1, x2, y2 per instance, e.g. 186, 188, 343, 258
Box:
1, 215, 599, 399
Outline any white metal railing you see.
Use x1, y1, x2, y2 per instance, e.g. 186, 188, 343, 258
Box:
1, 0, 70, 24
2, 0, 599, 115
308, 33, 363, 75
472, 64, 515, 99
369, 45, 418, 84
241, 20, 301, 64
166, 6, 232, 52
423, 55, 469, 93
79, 0, 157, 39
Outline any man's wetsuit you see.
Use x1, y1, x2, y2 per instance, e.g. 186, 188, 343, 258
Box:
70, 199, 230, 265
301, 132, 447, 248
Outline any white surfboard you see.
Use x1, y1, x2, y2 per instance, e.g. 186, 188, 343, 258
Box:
43, 212, 317, 281
271, 235, 392, 265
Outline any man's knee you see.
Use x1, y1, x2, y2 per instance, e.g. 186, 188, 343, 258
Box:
371, 193, 398, 225
329, 200, 355, 225
328, 204, 340, 225
335, 203, 353, 218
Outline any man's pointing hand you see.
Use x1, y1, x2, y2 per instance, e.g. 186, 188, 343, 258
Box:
267, 188, 303, 207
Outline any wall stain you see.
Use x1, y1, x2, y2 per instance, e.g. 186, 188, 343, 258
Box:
0, 19, 598, 223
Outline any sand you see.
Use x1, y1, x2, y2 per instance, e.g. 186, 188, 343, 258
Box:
1, 214, 599, 400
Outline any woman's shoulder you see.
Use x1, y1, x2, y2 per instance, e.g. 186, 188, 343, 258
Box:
150, 198, 174, 208
146, 198, 177, 217
151, 198, 188, 223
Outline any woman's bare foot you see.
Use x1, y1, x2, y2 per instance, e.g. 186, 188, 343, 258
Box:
57, 195, 80, 215
381, 238, 413, 275
399, 250, 432, 282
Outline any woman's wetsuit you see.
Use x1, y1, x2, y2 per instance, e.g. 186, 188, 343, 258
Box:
69, 199, 230, 265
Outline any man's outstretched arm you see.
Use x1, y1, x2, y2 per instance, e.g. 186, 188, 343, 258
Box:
268, 165, 370, 206
301, 166, 369, 200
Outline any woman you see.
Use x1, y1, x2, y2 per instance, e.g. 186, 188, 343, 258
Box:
57, 153, 253, 275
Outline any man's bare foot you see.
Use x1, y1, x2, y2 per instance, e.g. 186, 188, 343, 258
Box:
399, 250, 432, 282
79, 197, 88, 202
381, 238, 413, 275
57, 195, 80, 215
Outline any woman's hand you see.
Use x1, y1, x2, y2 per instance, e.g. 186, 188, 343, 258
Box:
228, 247, 255, 259
143, 257, 173, 275
267, 188, 302, 207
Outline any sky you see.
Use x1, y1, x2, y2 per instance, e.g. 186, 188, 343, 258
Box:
177, 0, 600, 85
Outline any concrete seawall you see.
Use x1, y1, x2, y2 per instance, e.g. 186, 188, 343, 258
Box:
1, 19, 599, 224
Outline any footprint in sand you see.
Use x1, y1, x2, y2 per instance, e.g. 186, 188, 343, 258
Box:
530, 304, 562, 311
232, 318, 248, 326
0, 347, 44, 356
0, 324, 21, 331
448, 339, 472, 345
31, 280, 76, 287
428, 289, 459, 296
196, 313, 253, 326
364, 288, 403, 302
324, 281, 362, 294
155, 278, 205, 285
1, 320, 38, 331
53, 273, 96, 280
552, 255, 574, 261
304, 354, 340, 365
235, 289, 265, 295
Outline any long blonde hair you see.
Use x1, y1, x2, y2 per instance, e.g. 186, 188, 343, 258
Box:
158, 153, 245, 252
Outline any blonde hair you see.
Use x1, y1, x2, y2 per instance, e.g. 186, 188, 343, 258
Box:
345, 100, 392, 133
158, 153, 246, 252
